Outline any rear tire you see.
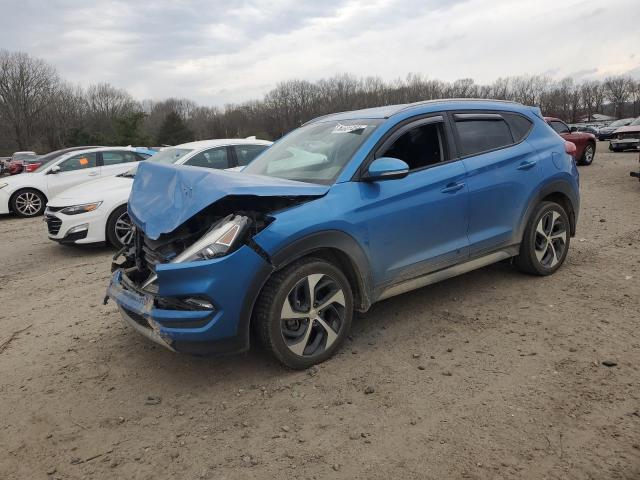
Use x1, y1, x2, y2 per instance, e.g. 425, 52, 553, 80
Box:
578, 143, 595, 165
106, 204, 134, 248
515, 201, 570, 276
253, 257, 353, 369
11, 188, 46, 217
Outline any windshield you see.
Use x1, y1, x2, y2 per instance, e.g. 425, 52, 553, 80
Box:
119, 147, 193, 178
243, 120, 382, 184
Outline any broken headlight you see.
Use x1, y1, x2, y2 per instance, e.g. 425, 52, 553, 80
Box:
177, 215, 249, 263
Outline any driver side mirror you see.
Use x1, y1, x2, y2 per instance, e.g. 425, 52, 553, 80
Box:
364, 157, 409, 181
48, 165, 61, 174
570, 126, 577, 132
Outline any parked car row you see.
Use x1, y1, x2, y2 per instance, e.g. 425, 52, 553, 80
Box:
597, 118, 635, 141
44, 139, 271, 247
0, 146, 156, 218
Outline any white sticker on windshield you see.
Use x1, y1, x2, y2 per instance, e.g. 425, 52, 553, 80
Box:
331, 123, 368, 134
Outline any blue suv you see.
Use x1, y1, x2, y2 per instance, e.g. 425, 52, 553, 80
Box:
106, 99, 579, 369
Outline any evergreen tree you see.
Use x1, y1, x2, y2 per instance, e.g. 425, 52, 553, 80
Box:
113, 111, 149, 146
155, 111, 193, 145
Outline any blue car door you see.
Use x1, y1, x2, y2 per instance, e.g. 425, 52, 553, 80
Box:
452, 112, 541, 255
353, 115, 470, 287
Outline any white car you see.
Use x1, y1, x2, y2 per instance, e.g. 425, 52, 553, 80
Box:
0, 147, 154, 218
45, 139, 272, 247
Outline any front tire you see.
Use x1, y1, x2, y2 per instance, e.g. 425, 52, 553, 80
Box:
253, 257, 353, 369
106, 204, 134, 248
578, 143, 595, 165
11, 188, 46, 217
515, 201, 570, 276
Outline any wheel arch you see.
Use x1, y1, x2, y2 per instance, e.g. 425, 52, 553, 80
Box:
9, 187, 48, 213
104, 202, 129, 242
267, 230, 374, 313
518, 181, 578, 240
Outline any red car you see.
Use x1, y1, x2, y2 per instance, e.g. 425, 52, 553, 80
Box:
7, 151, 38, 175
545, 117, 596, 166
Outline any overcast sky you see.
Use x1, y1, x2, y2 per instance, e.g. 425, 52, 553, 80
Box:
1, 0, 638, 106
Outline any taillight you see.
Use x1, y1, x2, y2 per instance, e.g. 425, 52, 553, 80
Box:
25, 163, 40, 172
565, 141, 577, 157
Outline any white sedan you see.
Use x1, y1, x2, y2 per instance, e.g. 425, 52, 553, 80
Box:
45, 139, 272, 247
0, 147, 154, 218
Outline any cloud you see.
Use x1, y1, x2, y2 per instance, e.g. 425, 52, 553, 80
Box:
0, 0, 638, 106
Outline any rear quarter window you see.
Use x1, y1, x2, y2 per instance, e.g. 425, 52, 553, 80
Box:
502, 113, 533, 143
454, 117, 514, 156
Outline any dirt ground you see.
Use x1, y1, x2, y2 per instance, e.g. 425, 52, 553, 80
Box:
1, 143, 639, 480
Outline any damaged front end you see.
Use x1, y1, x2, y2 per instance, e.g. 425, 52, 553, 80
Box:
105, 162, 328, 355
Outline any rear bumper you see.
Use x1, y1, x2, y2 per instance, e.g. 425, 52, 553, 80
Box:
106, 244, 273, 355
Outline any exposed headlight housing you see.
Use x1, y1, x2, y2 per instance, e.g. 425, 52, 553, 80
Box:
178, 215, 249, 263
60, 202, 102, 215
139, 215, 251, 290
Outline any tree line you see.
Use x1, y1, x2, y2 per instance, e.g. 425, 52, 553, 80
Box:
1, 49, 639, 155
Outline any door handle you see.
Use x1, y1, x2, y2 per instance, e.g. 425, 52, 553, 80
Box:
441, 182, 465, 194
88, 172, 99, 176
517, 160, 538, 170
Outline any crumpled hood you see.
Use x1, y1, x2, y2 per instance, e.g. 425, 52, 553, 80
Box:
49, 175, 133, 205
129, 162, 329, 240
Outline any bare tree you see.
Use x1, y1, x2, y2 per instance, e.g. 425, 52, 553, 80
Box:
580, 81, 599, 122
630, 80, 640, 117
3, 48, 640, 154
604, 76, 632, 118
0, 50, 59, 149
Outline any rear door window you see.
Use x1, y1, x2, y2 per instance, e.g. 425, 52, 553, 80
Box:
184, 147, 230, 169
454, 116, 514, 156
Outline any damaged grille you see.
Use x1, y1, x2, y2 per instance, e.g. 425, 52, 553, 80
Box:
142, 244, 172, 270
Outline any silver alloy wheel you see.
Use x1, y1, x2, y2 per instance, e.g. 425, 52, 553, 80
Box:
584, 145, 594, 163
14, 191, 42, 216
280, 273, 346, 357
534, 210, 567, 268
114, 211, 134, 245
